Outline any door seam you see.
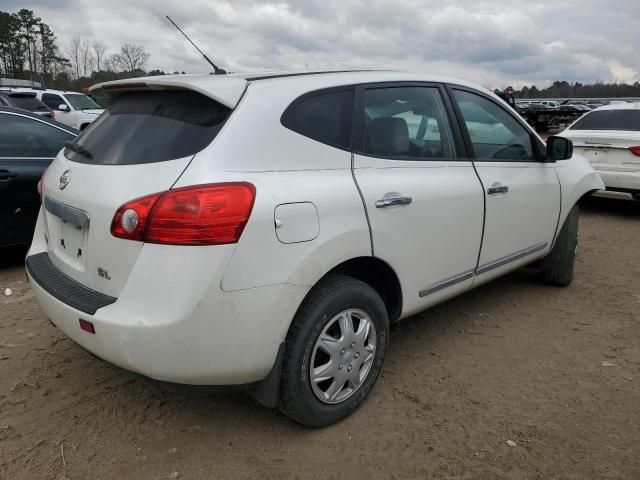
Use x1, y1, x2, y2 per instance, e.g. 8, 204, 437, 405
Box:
350, 152, 375, 256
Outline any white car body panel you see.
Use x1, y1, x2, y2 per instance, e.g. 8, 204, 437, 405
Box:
27, 70, 603, 386
472, 162, 560, 285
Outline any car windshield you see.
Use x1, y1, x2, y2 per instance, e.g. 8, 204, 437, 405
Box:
64, 93, 101, 110
571, 110, 640, 131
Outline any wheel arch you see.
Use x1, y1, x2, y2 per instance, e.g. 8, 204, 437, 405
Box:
249, 255, 402, 409
317, 256, 403, 323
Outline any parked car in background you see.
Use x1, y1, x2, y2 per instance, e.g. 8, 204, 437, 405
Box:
16, 88, 104, 130
27, 70, 602, 427
559, 102, 640, 200
528, 100, 561, 109
0, 106, 77, 246
0, 91, 54, 119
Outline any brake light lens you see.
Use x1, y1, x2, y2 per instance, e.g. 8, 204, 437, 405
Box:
111, 183, 256, 245
629, 146, 640, 157
37, 167, 49, 202
111, 192, 161, 241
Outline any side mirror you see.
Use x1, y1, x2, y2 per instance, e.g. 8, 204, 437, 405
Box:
546, 136, 573, 161
58, 104, 70, 112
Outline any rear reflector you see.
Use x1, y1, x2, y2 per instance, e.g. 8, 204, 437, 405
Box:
629, 146, 640, 157
79, 319, 95, 334
111, 183, 256, 245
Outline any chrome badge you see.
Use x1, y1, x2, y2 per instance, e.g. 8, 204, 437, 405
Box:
59, 169, 71, 190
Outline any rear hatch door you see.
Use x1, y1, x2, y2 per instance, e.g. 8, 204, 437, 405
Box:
40, 86, 235, 297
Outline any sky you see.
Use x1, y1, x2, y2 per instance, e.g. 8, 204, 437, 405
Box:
4, 0, 640, 89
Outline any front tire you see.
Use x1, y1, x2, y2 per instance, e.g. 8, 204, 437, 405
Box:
542, 204, 579, 286
279, 274, 389, 427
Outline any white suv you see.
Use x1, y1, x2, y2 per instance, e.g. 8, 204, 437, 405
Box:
27, 71, 603, 427
19, 88, 104, 130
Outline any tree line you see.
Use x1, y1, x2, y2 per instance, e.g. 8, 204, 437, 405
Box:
512, 80, 640, 99
0, 8, 161, 91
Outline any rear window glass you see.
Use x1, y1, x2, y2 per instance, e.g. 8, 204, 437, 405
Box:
571, 110, 640, 131
9, 94, 49, 111
281, 89, 353, 150
64, 90, 231, 165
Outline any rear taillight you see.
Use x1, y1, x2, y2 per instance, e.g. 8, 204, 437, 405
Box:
37, 167, 49, 202
111, 183, 256, 245
629, 146, 640, 157
50, 111, 55, 120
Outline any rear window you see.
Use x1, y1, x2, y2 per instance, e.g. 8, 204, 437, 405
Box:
64, 90, 231, 165
9, 94, 49, 111
571, 109, 640, 131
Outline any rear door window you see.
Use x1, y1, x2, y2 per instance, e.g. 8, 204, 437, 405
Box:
0, 113, 74, 157
281, 89, 353, 150
361, 86, 457, 159
570, 110, 640, 131
64, 90, 231, 165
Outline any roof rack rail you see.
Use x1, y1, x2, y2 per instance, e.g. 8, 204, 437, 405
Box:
245, 70, 373, 81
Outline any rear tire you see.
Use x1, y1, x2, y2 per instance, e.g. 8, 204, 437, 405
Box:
542, 204, 579, 286
279, 274, 389, 427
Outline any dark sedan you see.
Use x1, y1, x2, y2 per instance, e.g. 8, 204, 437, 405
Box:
0, 107, 77, 246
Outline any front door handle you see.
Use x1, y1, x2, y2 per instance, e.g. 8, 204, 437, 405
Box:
487, 183, 509, 195
375, 195, 413, 208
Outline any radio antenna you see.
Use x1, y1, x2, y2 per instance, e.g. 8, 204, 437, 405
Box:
166, 15, 226, 74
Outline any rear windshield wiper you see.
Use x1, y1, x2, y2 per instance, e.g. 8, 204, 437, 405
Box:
64, 142, 93, 160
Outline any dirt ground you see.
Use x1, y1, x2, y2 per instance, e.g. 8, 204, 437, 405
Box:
1, 196, 639, 480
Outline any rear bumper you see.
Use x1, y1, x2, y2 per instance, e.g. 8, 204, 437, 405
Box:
592, 168, 640, 200
595, 168, 640, 191
27, 246, 309, 385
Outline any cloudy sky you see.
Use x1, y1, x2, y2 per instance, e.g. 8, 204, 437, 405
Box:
5, 0, 639, 88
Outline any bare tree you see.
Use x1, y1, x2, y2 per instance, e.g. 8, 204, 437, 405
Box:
111, 43, 149, 72
104, 53, 118, 73
92, 40, 107, 72
79, 38, 93, 77
68, 36, 80, 79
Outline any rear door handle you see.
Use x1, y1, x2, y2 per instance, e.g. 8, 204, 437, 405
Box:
375, 195, 412, 208
487, 183, 509, 195
0, 171, 18, 181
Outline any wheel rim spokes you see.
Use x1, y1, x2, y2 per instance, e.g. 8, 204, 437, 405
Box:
309, 309, 377, 404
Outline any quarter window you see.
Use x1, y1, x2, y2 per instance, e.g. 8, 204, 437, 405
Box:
361, 87, 456, 159
452, 90, 535, 161
0, 113, 74, 157
281, 89, 353, 150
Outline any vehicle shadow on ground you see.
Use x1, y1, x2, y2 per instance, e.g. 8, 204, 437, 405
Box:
580, 195, 640, 217
0, 245, 28, 269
